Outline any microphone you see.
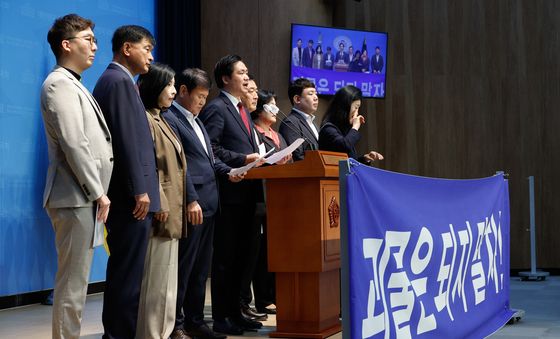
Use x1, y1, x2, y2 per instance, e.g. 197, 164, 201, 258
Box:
263, 104, 317, 151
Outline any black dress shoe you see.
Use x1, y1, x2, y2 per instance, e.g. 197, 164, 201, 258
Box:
240, 305, 268, 321
256, 304, 277, 314
213, 317, 244, 335
233, 315, 263, 330
185, 323, 226, 339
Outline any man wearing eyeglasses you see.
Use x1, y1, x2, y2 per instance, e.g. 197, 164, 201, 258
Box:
40, 14, 113, 339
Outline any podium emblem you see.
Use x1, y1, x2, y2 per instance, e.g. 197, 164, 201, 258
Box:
328, 196, 340, 228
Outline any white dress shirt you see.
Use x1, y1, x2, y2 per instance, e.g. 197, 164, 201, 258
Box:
293, 108, 319, 140
221, 90, 242, 114
173, 101, 208, 155
221, 90, 259, 149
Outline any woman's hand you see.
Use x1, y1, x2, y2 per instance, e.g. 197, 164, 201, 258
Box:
154, 211, 169, 223
364, 150, 384, 162
351, 112, 365, 130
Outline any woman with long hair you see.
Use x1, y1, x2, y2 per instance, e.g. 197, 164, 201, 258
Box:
359, 48, 370, 73
136, 62, 187, 339
312, 45, 323, 69
319, 85, 383, 164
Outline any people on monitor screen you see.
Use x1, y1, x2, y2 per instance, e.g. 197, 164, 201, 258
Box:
359, 49, 370, 73
372, 46, 384, 73
292, 38, 303, 67
335, 42, 349, 65
312, 45, 323, 69
349, 50, 362, 72
302, 39, 315, 68
323, 46, 334, 70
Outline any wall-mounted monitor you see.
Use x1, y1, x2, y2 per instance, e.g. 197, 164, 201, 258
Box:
290, 23, 388, 98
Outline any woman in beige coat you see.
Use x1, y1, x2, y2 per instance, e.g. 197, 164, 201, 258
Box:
137, 62, 187, 339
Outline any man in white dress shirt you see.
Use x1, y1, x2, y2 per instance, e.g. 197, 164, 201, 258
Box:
163, 68, 242, 339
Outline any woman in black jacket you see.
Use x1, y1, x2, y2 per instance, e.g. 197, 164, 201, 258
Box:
319, 85, 383, 164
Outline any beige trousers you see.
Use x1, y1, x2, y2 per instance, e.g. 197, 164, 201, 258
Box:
47, 207, 95, 339
136, 235, 179, 339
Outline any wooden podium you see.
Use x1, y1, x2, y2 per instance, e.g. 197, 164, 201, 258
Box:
245, 151, 348, 338
333, 62, 349, 72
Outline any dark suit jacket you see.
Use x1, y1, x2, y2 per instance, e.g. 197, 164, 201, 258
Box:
93, 63, 160, 212
372, 54, 384, 72
255, 129, 288, 153
359, 57, 370, 73
198, 92, 259, 204
335, 51, 350, 64
278, 109, 319, 162
319, 122, 370, 164
349, 59, 361, 72
163, 104, 230, 217
323, 52, 334, 70
302, 46, 315, 67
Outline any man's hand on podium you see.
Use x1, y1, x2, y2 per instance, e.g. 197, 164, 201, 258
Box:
228, 172, 245, 182
246, 152, 268, 167
277, 154, 292, 165
245, 153, 261, 165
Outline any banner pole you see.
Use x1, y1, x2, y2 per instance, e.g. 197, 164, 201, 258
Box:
339, 160, 350, 339
519, 175, 549, 281
529, 176, 537, 275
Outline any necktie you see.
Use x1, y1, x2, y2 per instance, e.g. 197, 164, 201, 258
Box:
238, 102, 251, 134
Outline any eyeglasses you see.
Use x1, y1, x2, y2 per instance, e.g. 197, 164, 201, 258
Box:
66, 35, 98, 45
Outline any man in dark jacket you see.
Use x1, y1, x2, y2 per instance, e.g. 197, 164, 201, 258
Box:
279, 78, 319, 161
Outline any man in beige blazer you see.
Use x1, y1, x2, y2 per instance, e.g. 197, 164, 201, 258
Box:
40, 14, 113, 339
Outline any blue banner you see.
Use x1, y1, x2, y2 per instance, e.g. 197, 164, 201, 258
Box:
344, 160, 513, 338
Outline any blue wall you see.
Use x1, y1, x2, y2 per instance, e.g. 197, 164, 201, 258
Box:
0, 0, 155, 297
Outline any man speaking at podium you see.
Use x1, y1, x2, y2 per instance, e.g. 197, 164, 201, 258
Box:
198, 55, 263, 335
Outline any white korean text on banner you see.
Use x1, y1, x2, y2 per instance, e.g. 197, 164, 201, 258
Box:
345, 160, 514, 338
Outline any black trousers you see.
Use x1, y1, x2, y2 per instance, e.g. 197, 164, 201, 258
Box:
211, 202, 256, 320
239, 206, 264, 307
102, 211, 152, 339
252, 217, 276, 308
175, 214, 216, 329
